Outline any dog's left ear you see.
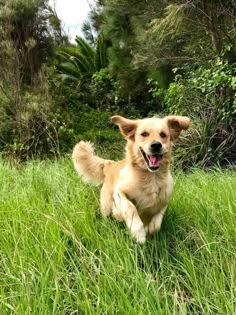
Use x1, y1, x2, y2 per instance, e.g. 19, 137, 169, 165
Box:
165, 116, 190, 139
111, 115, 138, 140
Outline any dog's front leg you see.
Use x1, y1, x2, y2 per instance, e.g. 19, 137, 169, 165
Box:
113, 191, 146, 244
147, 206, 167, 235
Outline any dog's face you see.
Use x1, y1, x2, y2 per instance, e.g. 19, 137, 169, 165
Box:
112, 115, 190, 172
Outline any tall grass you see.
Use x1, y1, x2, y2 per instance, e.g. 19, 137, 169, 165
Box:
0, 159, 235, 314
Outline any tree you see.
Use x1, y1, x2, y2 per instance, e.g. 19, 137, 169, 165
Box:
84, 0, 170, 98
134, 0, 236, 68
0, 0, 67, 85
0, 0, 65, 158
82, 20, 96, 46
57, 35, 108, 84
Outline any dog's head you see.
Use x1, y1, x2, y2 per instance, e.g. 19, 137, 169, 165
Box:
111, 115, 190, 172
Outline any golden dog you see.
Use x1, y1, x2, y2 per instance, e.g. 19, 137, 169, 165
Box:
72, 115, 190, 243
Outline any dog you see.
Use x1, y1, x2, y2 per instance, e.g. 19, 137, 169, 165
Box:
72, 115, 190, 243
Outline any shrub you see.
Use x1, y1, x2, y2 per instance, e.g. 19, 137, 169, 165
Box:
55, 103, 125, 158
159, 54, 236, 168
173, 114, 235, 169
164, 56, 236, 119
90, 68, 116, 108
1, 91, 59, 160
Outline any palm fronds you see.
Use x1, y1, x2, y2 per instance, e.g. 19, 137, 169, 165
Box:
57, 35, 108, 84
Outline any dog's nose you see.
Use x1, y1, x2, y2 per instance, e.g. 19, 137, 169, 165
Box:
150, 141, 162, 152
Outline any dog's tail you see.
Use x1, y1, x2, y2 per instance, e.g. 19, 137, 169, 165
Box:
72, 141, 107, 185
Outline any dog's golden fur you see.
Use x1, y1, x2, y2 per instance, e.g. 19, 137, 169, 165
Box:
72, 115, 190, 243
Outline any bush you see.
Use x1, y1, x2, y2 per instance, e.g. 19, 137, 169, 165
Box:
173, 115, 235, 169
164, 56, 236, 119
90, 68, 116, 108
0, 18, 60, 160
158, 54, 236, 168
1, 90, 59, 160
55, 103, 125, 159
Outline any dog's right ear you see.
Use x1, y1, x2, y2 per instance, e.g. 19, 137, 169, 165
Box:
165, 116, 190, 139
111, 115, 138, 139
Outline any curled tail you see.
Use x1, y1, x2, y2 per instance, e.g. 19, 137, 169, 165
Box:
72, 141, 107, 185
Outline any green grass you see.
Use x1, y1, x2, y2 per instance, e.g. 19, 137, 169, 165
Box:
0, 159, 235, 314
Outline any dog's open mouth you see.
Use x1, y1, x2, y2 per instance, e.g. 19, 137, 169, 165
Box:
140, 148, 163, 171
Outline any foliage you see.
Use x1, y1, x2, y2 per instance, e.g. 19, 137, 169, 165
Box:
0, 0, 67, 84
57, 35, 108, 84
173, 116, 236, 169
134, 0, 236, 67
0, 0, 236, 166
82, 19, 96, 46
163, 54, 236, 119
0, 160, 235, 313
0, 80, 59, 160
159, 54, 236, 168
90, 68, 115, 108
56, 35, 111, 107
0, 0, 65, 159
99, 0, 150, 97
54, 103, 124, 159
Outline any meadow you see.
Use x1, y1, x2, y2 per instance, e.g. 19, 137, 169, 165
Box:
0, 158, 235, 314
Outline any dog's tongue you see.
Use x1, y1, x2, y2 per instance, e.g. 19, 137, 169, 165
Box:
148, 155, 163, 167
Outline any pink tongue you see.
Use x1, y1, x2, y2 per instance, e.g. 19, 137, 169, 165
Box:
148, 155, 163, 167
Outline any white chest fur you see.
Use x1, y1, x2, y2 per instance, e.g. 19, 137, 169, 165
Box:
135, 172, 173, 211
114, 166, 173, 213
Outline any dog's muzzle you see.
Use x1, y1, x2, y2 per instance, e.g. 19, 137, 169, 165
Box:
139, 147, 163, 171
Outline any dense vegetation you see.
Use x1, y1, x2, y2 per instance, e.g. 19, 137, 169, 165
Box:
0, 159, 235, 313
0, 0, 235, 167
0, 2, 235, 313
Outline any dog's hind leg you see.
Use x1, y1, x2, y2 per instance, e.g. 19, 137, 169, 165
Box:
100, 182, 113, 218
113, 191, 146, 244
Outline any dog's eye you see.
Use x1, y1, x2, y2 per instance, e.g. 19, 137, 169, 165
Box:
141, 132, 149, 137
160, 132, 166, 138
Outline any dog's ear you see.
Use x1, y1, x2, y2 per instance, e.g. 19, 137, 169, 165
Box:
166, 116, 190, 139
111, 115, 138, 139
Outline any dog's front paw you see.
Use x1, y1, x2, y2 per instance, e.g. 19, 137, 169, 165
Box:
147, 221, 161, 235
131, 225, 146, 244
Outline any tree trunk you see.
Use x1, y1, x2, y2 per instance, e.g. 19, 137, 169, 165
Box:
203, 0, 222, 52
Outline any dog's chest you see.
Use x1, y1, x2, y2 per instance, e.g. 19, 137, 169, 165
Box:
127, 172, 172, 210
116, 166, 173, 211
133, 177, 168, 210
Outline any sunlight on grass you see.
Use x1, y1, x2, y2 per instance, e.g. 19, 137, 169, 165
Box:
0, 159, 235, 314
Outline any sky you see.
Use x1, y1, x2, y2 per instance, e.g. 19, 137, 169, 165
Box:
49, 0, 94, 42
